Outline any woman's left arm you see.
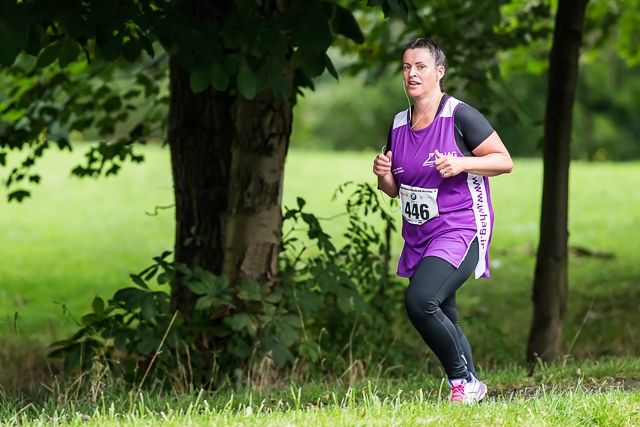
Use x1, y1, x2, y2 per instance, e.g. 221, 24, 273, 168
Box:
435, 131, 513, 177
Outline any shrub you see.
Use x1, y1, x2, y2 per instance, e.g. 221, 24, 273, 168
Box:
48, 183, 415, 388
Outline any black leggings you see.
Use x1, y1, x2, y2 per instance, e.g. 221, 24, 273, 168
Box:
404, 238, 478, 380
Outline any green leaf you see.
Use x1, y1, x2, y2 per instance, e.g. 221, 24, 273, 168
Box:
8, 190, 30, 203
324, 53, 338, 80
139, 35, 155, 58
63, 343, 82, 372
114, 329, 129, 350
291, 5, 332, 53
238, 277, 262, 301
0, 29, 18, 66
224, 54, 241, 75
264, 342, 293, 368
227, 313, 254, 333
129, 274, 149, 289
272, 71, 291, 101
97, 34, 122, 61
143, 266, 159, 281
103, 96, 122, 113
237, 59, 257, 100
137, 328, 158, 354
211, 324, 232, 337
274, 318, 299, 347
136, 73, 156, 98
194, 295, 216, 310
299, 340, 319, 362
25, 26, 42, 56
283, 314, 302, 328
189, 68, 210, 94
295, 287, 324, 315
385, 0, 408, 22
36, 40, 64, 68
227, 335, 251, 359
290, 50, 325, 77
141, 294, 157, 320
113, 287, 148, 310
92, 296, 105, 317
296, 197, 306, 210
331, 5, 364, 44
188, 280, 211, 295
210, 62, 230, 91
58, 38, 80, 68
157, 272, 168, 285
122, 37, 142, 62
81, 313, 101, 326
264, 288, 283, 303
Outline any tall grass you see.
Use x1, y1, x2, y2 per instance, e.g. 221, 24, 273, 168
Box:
2, 357, 640, 426
2, 145, 640, 384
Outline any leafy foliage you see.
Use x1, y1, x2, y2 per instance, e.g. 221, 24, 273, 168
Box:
1, 0, 560, 201
0, 0, 370, 202
0, 50, 169, 201
49, 183, 411, 385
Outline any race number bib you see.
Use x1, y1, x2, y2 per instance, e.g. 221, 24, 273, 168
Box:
399, 184, 439, 225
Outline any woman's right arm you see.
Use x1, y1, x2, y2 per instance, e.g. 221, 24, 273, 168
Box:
373, 151, 399, 198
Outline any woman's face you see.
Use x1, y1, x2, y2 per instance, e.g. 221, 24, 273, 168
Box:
402, 48, 443, 100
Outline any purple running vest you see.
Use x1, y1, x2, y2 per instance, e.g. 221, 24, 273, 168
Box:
390, 96, 494, 279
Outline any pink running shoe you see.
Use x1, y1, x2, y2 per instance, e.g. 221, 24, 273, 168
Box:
448, 378, 467, 403
448, 373, 487, 404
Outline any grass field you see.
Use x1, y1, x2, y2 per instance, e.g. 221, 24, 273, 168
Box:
2, 144, 640, 425
2, 144, 640, 366
2, 358, 640, 426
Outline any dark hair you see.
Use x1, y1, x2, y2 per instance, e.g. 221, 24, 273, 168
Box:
403, 38, 447, 91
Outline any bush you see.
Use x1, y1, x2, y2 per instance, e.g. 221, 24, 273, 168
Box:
48, 182, 419, 388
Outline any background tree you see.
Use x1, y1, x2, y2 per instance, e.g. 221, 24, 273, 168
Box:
524, 0, 640, 363
527, 0, 590, 363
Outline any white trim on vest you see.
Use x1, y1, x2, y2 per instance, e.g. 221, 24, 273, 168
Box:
392, 109, 409, 129
466, 173, 492, 279
441, 97, 462, 118
393, 96, 462, 129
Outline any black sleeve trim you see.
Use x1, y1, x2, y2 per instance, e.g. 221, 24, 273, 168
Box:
454, 104, 494, 155
384, 123, 392, 154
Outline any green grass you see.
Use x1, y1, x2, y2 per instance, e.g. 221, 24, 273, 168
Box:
2, 144, 640, 369
1, 144, 175, 343
2, 357, 640, 426
7, 391, 640, 426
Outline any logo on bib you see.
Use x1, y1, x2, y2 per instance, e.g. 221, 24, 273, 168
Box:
410, 193, 417, 200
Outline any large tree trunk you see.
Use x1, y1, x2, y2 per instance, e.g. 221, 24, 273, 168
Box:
222, 0, 293, 287
527, 0, 589, 365
168, 54, 233, 301
167, 56, 234, 370
223, 87, 293, 286
167, 0, 233, 321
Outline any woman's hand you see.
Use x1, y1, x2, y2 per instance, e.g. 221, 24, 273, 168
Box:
374, 151, 398, 198
435, 131, 514, 178
373, 151, 393, 177
434, 149, 464, 178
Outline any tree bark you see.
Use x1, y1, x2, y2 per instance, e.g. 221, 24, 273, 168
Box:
527, 0, 589, 365
168, 54, 233, 301
223, 86, 293, 286
167, 0, 234, 314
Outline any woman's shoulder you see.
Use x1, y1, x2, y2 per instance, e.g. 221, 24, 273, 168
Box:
445, 96, 487, 121
391, 108, 411, 130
